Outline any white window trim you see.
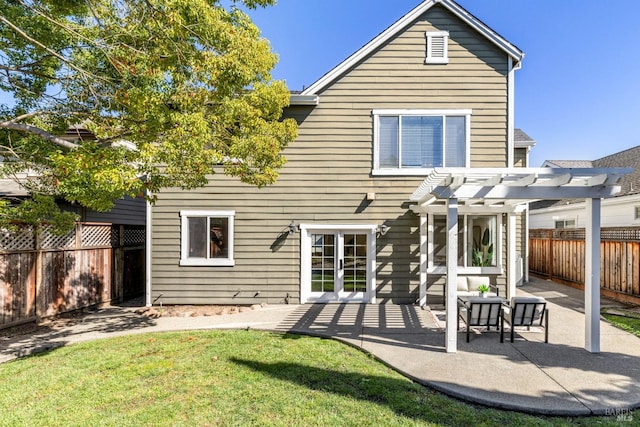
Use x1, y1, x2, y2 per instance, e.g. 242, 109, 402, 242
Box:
427, 213, 503, 275
180, 210, 235, 267
425, 31, 449, 64
634, 206, 640, 221
372, 109, 472, 176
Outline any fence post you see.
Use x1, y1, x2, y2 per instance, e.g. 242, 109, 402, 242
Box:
547, 229, 553, 279
35, 227, 43, 320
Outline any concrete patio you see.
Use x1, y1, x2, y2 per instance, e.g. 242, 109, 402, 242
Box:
1, 277, 639, 416
277, 278, 640, 415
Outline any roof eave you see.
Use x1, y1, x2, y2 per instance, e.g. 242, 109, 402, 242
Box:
301, 0, 524, 96
289, 94, 319, 106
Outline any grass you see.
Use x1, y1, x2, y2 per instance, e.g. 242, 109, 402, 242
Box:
0, 330, 635, 426
603, 312, 640, 339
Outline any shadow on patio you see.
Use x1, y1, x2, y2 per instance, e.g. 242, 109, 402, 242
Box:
274, 278, 640, 415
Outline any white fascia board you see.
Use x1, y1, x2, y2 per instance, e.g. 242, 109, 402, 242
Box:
301, 0, 524, 96
289, 94, 319, 106
442, 0, 524, 63
301, 0, 438, 95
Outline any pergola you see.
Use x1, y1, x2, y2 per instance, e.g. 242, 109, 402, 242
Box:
410, 167, 632, 353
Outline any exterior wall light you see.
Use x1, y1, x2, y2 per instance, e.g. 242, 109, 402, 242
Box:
288, 221, 299, 235
379, 224, 389, 235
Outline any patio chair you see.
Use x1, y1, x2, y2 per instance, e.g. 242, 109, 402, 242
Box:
458, 297, 504, 343
503, 297, 549, 343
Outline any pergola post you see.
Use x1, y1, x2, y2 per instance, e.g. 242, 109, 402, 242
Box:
419, 214, 427, 307
585, 198, 601, 353
446, 198, 459, 353
507, 213, 517, 299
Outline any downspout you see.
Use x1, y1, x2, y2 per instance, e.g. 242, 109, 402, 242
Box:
508, 57, 527, 285
145, 184, 152, 307
507, 57, 516, 168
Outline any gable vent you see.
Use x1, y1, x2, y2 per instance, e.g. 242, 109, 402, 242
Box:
431, 36, 446, 57
425, 31, 449, 64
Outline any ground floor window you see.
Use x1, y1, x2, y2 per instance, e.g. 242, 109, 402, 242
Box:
430, 214, 499, 272
180, 210, 235, 266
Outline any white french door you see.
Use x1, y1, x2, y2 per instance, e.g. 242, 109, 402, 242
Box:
300, 225, 377, 303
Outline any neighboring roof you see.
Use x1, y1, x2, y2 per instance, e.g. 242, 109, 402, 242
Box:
300, 0, 524, 96
593, 145, 640, 197
532, 145, 640, 210
542, 160, 593, 168
514, 128, 536, 148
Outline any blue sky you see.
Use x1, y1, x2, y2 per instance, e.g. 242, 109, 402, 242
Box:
246, 0, 640, 166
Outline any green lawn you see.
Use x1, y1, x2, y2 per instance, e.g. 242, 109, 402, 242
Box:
0, 330, 633, 426
603, 312, 640, 339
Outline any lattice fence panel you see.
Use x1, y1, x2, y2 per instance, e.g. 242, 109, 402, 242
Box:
81, 225, 114, 247
552, 229, 585, 240
40, 226, 76, 249
601, 227, 640, 241
123, 227, 145, 245
0, 227, 35, 251
531, 228, 640, 242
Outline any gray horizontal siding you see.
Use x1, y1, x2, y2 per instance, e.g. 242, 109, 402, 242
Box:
151, 4, 510, 305
84, 196, 146, 225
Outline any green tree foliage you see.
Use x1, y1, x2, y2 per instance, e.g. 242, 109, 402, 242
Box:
0, 0, 297, 229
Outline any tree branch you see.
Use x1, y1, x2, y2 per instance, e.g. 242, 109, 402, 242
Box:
0, 15, 111, 84
0, 120, 79, 150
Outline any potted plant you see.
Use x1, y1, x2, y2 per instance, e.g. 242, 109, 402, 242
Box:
477, 284, 490, 298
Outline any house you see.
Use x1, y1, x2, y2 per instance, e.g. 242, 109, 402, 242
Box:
529, 146, 640, 229
146, 0, 627, 352
0, 124, 147, 227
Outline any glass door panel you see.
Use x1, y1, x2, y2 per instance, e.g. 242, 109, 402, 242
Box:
343, 234, 368, 293
311, 234, 335, 293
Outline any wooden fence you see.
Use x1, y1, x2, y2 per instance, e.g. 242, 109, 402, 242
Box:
529, 228, 640, 305
0, 223, 145, 328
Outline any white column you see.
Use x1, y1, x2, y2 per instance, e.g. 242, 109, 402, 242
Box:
145, 197, 152, 307
446, 198, 459, 353
525, 206, 530, 283
419, 214, 428, 307
507, 213, 517, 299
585, 198, 601, 353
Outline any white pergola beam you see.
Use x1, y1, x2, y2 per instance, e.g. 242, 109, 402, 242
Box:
585, 198, 601, 353
510, 173, 538, 187
482, 174, 504, 186
546, 173, 572, 186
432, 184, 621, 200
604, 174, 622, 185
583, 173, 607, 186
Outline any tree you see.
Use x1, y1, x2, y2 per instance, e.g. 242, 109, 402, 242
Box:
0, 0, 297, 230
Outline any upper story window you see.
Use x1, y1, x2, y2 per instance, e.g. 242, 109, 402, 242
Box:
180, 210, 235, 266
372, 109, 471, 175
425, 31, 449, 64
